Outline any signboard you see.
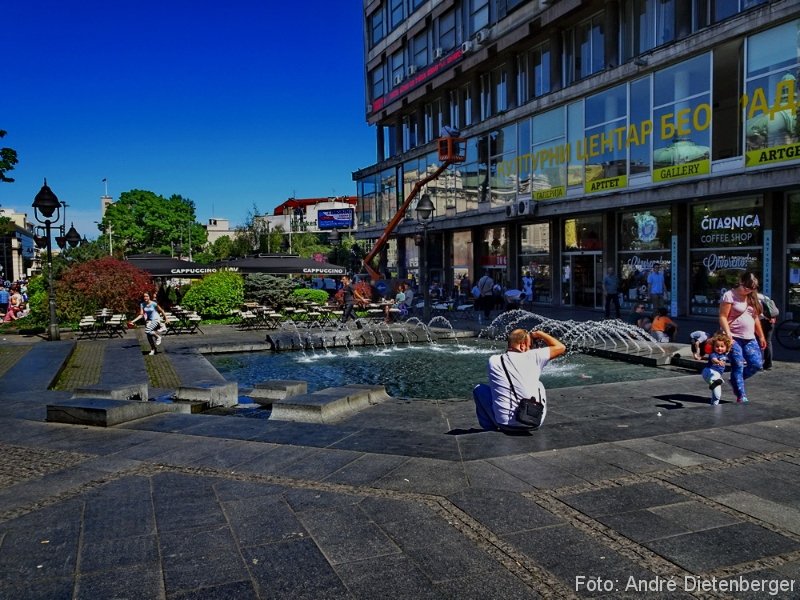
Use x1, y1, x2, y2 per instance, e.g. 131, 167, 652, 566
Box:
585, 175, 627, 194
317, 209, 353, 230
654, 159, 710, 182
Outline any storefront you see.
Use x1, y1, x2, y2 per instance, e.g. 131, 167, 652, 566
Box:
618, 207, 672, 312
519, 222, 552, 303
562, 215, 603, 308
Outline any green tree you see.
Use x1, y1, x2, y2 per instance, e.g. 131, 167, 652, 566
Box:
100, 190, 207, 256
235, 204, 270, 255
0, 130, 18, 183
209, 235, 234, 260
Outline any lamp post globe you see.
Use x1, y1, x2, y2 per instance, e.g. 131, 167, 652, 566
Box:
31, 179, 62, 341
415, 193, 435, 322
65, 223, 81, 248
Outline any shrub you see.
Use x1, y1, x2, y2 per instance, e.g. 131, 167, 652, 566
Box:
54, 257, 153, 322
180, 271, 244, 317
292, 288, 328, 304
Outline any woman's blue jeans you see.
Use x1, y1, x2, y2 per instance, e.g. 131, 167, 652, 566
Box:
729, 337, 763, 398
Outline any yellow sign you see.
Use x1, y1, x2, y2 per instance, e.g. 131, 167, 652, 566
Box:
653, 159, 710, 182
746, 142, 800, 167
585, 175, 627, 194
534, 186, 565, 200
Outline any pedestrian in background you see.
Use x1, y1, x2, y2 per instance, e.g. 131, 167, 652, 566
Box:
602, 266, 621, 319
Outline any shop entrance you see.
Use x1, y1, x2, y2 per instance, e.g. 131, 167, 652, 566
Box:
562, 254, 603, 309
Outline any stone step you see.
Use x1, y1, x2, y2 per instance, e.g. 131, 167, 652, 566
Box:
248, 380, 308, 406
174, 381, 238, 408
46, 398, 176, 427
270, 384, 390, 424
72, 382, 149, 402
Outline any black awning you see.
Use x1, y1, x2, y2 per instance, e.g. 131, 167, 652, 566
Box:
126, 255, 218, 278
213, 255, 346, 276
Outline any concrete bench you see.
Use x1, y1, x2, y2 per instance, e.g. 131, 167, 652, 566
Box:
174, 381, 238, 408
47, 398, 175, 427
270, 384, 390, 424
72, 382, 149, 402
248, 380, 307, 406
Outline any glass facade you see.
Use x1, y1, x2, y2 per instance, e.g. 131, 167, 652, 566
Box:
618, 207, 672, 308
519, 223, 552, 303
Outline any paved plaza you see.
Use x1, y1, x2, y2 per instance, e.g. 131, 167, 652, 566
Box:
2, 310, 800, 599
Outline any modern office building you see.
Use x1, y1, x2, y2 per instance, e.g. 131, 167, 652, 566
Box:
355, 0, 800, 318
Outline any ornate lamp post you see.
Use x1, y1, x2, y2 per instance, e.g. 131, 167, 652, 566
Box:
415, 193, 435, 322
31, 180, 61, 341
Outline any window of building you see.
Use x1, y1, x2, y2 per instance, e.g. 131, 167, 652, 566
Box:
622, 0, 676, 61
358, 176, 378, 227
480, 226, 508, 272
449, 89, 461, 130
566, 13, 605, 83
566, 101, 584, 188
370, 65, 385, 102
786, 194, 800, 314
493, 65, 509, 113
618, 207, 672, 309
689, 197, 763, 315
563, 215, 603, 251
516, 53, 529, 105
410, 0, 425, 13
490, 124, 517, 207
532, 42, 551, 97
370, 6, 385, 48
712, 39, 743, 160
652, 54, 711, 172
391, 50, 405, 88
462, 84, 474, 126
402, 114, 418, 151
439, 10, 457, 51
532, 106, 568, 196
470, 0, 490, 34
744, 19, 800, 157
412, 31, 428, 69
382, 124, 397, 161
585, 83, 628, 180
378, 167, 398, 225
390, 0, 405, 30
480, 73, 492, 120
693, 0, 767, 30
629, 77, 651, 175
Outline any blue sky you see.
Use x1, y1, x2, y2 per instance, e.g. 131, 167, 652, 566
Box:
1, 1, 374, 240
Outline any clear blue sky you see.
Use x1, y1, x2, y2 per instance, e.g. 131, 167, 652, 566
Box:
1, 1, 374, 240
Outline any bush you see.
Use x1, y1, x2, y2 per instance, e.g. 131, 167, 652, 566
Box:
180, 271, 244, 317
54, 257, 153, 322
292, 288, 328, 304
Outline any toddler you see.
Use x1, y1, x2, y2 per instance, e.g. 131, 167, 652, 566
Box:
702, 332, 732, 406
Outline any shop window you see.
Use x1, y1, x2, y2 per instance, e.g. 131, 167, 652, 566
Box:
564, 216, 603, 251
520, 223, 552, 303
402, 115, 418, 152
652, 54, 711, 174
744, 20, 800, 162
689, 197, 763, 315
618, 208, 672, 308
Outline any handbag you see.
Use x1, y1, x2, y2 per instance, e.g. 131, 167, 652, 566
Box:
500, 354, 545, 428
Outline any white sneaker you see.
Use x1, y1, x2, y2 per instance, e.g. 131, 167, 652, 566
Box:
155, 335, 162, 346
148, 350, 155, 356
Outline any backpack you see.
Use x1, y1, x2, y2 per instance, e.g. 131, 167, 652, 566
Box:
761, 295, 779, 319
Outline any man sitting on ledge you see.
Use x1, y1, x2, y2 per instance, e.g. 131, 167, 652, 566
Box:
474, 328, 566, 432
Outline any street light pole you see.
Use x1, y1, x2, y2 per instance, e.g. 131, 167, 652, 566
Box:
415, 193, 435, 322
32, 180, 61, 341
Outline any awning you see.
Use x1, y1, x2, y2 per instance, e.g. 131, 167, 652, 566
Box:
213, 255, 346, 276
126, 255, 219, 278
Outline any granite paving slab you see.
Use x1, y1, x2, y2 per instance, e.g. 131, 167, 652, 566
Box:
713, 491, 800, 535
644, 521, 800, 572
561, 481, 688, 517
222, 494, 307, 547
447, 488, 563, 535
321, 453, 410, 486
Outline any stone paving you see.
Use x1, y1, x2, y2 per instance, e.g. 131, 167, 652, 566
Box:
2, 309, 800, 599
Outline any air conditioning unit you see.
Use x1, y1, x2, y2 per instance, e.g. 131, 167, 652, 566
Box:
475, 28, 491, 44
517, 199, 532, 216
407, 65, 417, 76
505, 203, 517, 218
433, 47, 444, 59
460, 40, 474, 53
393, 74, 404, 85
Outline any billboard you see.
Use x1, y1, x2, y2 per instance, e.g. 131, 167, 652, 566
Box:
317, 208, 353, 230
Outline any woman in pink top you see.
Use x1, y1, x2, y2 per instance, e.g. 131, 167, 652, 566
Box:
718, 272, 766, 403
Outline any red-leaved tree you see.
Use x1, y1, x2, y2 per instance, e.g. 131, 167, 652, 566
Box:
56, 257, 154, 321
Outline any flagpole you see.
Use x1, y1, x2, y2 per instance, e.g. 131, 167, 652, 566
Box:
102, 178, 108, 197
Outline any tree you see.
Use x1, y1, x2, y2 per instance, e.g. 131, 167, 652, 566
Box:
0, 130, 18, 183
180, 271, 244, 317
209, 235, 234, 260
235, 204, 270, 255
100, 190, 207, 256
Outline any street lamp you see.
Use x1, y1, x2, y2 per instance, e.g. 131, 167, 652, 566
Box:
415, 193, 435, 322
328, 228, 340, 246
31, 179, 61, 341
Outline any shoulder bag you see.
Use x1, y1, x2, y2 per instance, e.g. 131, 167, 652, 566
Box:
500, 354, 545, 428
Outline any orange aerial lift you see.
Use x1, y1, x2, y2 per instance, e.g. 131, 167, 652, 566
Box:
361, 136, 466, 281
